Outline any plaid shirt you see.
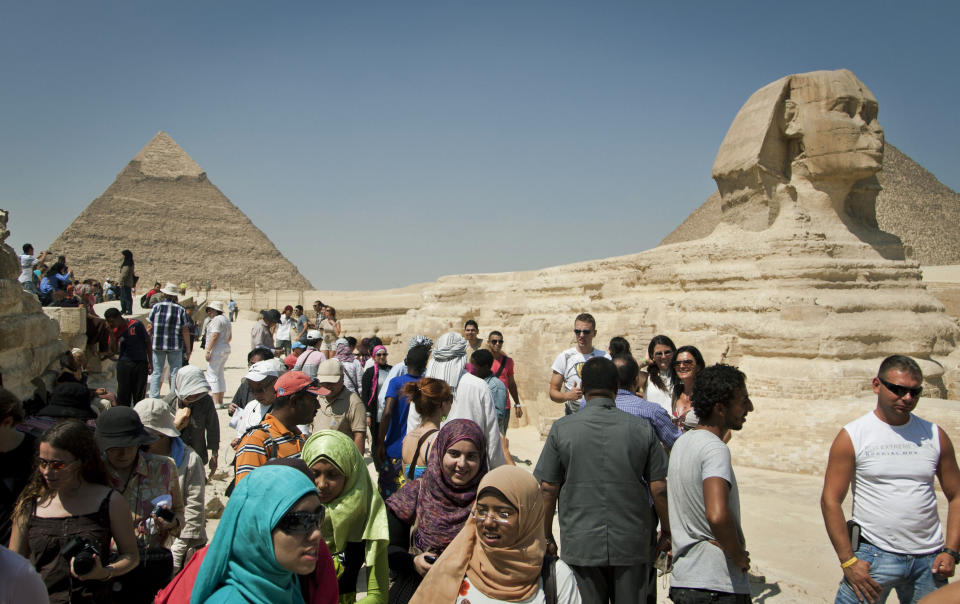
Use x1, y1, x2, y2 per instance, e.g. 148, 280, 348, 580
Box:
580, 388, 681, 449
147, 299, 187, 350
234, 413, 306, 484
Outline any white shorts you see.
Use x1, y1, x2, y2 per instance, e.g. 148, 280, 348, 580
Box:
205, 348, 230, 393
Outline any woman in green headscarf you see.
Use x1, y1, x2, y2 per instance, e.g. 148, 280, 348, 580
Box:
302, 430, 389, 604
191, 465, 331, 604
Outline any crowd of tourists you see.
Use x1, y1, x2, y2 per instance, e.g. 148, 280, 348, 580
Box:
4, 263, 959, 603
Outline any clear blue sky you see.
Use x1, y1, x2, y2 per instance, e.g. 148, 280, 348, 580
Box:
2, 1, 958, 289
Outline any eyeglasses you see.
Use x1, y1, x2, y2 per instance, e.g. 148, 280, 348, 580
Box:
37, 458, 76, 471
471, 507, 514, 525
653, 351, 673, 358
276, 508, 326, 535
673, 359, 696, 367
488, 339, 503, 345
878, 377, 922, 399
574, 329, 593, 336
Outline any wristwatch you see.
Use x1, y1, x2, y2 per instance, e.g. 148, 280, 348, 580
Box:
941, 547, 960, 564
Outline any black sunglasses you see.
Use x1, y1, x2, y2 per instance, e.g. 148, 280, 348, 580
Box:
878, 377, 922, 399
275, 508, 325, 535
489, 339, 503, 345
574, 329, 593, 336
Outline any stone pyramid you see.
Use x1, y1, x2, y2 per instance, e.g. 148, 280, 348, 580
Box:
49, 132, 312, 290
661, 143, 960, 265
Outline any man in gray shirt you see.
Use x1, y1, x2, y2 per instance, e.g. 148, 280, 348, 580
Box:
535, 356, 670, 603
667, 364, 754, 603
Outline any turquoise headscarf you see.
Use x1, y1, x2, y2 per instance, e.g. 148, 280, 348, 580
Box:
191, 465, 319, 604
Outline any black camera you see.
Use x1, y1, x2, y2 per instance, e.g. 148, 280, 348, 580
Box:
61, 537, 100, 576
153, 504, 175, 522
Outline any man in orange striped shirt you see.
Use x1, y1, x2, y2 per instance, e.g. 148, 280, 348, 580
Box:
234, 371, 320, 484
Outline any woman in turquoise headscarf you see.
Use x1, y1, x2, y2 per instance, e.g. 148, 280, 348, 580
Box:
302, 430, 390, 604
191, 465, 332, 604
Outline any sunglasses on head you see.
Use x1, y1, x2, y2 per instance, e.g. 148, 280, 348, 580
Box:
275, 508, 325, 535
878, 377, 922, 399
574, 329, 593, 336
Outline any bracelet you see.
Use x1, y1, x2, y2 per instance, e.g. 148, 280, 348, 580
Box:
841, 556, 858, 569
103, 566, 113, 581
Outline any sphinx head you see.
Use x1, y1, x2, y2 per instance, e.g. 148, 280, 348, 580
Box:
713, 69, 885, 230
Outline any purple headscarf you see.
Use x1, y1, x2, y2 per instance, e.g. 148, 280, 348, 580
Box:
385, 419, 488, 552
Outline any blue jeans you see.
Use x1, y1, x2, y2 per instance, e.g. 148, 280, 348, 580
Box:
835, 542, 947, 604
149, 349, 183, 398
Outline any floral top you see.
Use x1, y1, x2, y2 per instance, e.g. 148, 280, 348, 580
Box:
454, 559, 581, 604
107, 451, 185, 545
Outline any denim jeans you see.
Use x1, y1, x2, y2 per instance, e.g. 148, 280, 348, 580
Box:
149, 349, 183, 398
835, 542, 947, 604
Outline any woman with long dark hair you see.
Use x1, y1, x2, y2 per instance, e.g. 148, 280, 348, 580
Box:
119, 250, 135, 315
643, 335, 677, 415
671, 345, 706, 430
10, 421, 139, 603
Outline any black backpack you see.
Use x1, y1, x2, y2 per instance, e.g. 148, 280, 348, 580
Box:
139, 293, 150, 309
541, 555, 558, 604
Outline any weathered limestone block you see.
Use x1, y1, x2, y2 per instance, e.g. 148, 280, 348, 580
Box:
0, 210, 66, 399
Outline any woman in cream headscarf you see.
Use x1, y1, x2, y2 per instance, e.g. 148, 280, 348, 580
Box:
410, 466, 580, 603
302, 430, 389, 604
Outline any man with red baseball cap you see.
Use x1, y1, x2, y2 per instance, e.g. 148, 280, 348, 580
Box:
232, 370, 320, 484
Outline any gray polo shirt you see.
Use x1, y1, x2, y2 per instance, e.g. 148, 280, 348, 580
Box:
534, 396, 668, 566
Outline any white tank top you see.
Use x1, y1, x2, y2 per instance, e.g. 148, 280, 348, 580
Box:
644, 372, 674, 415
844, 411, 943, 554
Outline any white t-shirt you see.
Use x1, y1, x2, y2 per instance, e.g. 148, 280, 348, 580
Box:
18, 254, 38, 284
275, 315, 294, 341
0, 545, 49, 604
845, 411, 943, 554
206, 314, 232, 353
455, 558, 581, 604
550, 347, 610, 414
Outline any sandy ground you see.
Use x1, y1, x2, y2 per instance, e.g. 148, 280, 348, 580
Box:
154, 315, 949, 603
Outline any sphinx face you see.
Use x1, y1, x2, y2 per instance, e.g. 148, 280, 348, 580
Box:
789, 71, 884, 182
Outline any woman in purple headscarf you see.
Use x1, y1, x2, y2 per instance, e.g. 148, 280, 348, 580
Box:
384, 419, 487, 604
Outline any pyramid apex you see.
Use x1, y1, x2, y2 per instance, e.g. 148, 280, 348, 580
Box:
132, 131, 204, 179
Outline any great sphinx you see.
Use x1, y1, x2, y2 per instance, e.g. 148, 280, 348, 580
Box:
390, 69, 958, 412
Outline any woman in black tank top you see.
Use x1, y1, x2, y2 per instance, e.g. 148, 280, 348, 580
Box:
9, 421, 139, 603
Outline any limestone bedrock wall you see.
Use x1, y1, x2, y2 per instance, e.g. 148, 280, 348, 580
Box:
0, 210, 64, 399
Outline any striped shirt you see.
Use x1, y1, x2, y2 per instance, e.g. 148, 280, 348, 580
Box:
146, 299, 187, 350
234, 413, 306, 484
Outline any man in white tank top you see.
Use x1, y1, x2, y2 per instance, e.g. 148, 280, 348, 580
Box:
821, 355, 960, 604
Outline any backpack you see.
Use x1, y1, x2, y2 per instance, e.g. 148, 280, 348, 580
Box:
140, 293, 150, 309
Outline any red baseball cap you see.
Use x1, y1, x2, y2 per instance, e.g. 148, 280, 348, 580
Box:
274, 371, 323, 397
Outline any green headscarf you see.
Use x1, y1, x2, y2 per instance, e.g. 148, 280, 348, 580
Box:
302, 430, 389, 567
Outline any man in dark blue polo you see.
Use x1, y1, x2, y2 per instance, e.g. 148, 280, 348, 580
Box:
535, 356, 670, 603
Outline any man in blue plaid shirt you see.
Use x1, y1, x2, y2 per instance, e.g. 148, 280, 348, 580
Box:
145, 282, 193, 397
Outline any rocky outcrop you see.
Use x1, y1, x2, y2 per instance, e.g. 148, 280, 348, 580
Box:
49, 132, 312, 290
0, 210, 64, 399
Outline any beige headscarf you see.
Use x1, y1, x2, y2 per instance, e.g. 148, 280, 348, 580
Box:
410, 466, 545, 603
